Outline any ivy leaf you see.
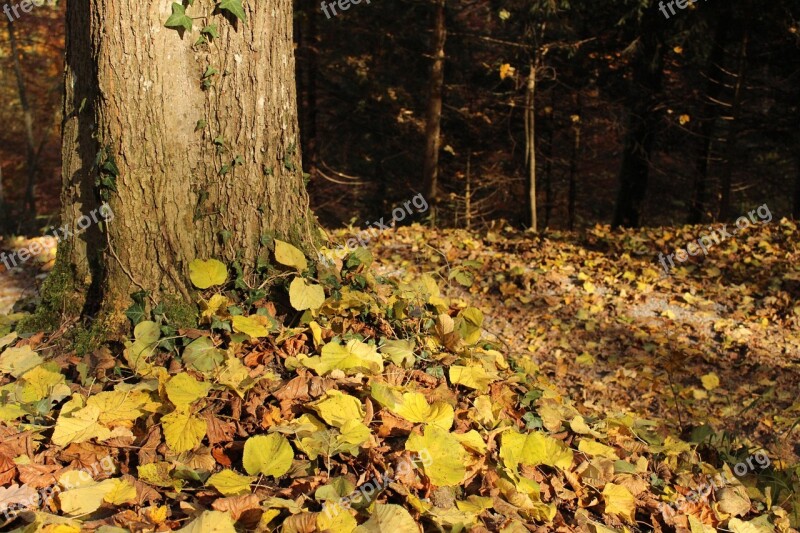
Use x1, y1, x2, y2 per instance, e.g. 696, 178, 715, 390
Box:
201, 24, 219, 40
165, 3, 193, 32
218, 0, 247, 22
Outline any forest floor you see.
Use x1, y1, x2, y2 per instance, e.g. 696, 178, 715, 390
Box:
362, 222, 800, 467
0, 222, 798, 531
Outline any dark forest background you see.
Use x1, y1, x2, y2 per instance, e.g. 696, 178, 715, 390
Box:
1, 0, 799, 232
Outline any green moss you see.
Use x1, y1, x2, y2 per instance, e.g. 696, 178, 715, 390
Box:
161, 296, 199, 329
17, 259, 82, 335
70, 320, 108, 356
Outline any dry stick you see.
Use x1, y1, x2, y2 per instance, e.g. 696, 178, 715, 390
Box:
666, 369, 686, 433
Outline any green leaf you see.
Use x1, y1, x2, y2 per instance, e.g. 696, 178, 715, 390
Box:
243, 434, 293, 478
218, 0, 247, 22
200, 24, 219, 39
183, 337, 225, 372
165, 3, 193, 31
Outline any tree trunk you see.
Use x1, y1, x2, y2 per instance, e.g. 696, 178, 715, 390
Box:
525, 63, 537, 231
612, 11, 666, 228
297, 0, 319, 178
55, 0, 313, 325
421, 0, 447, 211
795, 145, 800, 220
688, 7, 731, 224
568, 102, 582, 231
718, 30, 748, 221
7, 19, 38, 217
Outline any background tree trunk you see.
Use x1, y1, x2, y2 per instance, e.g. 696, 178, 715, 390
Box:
421, 0, 447, 215
718, 30, 748, 221
688, 6, 731, 224
525, 62, 537, 230
57, 0, 314, 322
612, 10, 666, 228
7, 19, 37, 218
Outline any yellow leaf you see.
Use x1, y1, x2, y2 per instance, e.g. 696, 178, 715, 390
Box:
406, 426, 466, 487
0, 345, 43, 378
302, 339, 383, 376
231, 315, 270, 339
701, 372, 720, 391
242, 434, 293, 478
134, 321, 161, 344
87, 389, 159, 428
166, 373, 212, 407
602, 483, 636, 523
679, 114, 691, 125
500, 429, 573, 470
17, 364, 66, 403
52, 405, 111, 446
189, 259, 228, 289
353, 504, 419, 533
391, 392, 454, 430
58, 478, 118, 516
289, 277, 326, 311
454, 430, 487, 454
201, 294, 229, 321
449, 365, 497, 393
310, 390, 365, 428
103, 478, 138, 505
162, 409, 207, 453
207, 469, 255, 496
176, 510, 237, 533
499, 63, 515, 80
578, 439, 619, 459
317, 505, 358, 533
275, 240, 308, 271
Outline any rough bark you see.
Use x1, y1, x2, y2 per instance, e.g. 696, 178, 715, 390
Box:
421, 0, 446, 210
57, 0, 314, 322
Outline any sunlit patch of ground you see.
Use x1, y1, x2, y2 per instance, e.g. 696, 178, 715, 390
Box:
0, 235, 57, 314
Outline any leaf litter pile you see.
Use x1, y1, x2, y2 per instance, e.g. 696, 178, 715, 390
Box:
0, 222, 798, 532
